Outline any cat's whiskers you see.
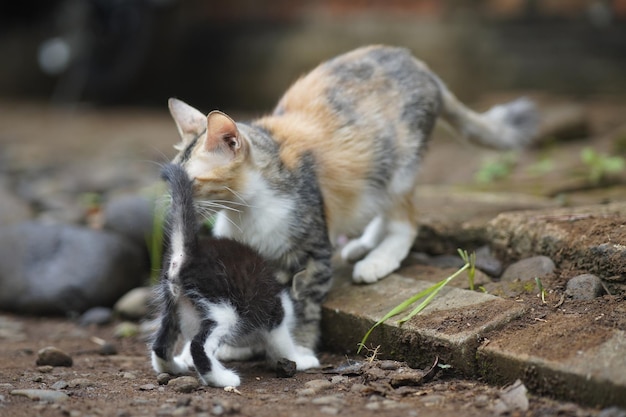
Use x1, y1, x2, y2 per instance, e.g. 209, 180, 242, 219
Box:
195, 200, 242, 214
223, 186, 251, 208
195, 204, 243, 234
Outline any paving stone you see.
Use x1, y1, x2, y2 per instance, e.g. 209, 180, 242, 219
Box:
487, 202, 626, 277
322, 263, 526, 375
476, 320, 626, 408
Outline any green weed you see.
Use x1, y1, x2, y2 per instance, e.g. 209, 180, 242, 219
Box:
580, 147, 625, 185
357, 249, 477, 354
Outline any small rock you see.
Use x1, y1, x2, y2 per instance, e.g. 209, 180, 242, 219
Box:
311, 395, 345, 406
139, 384, 157, 391
68, 378, 95, 388
498, 379, 529, 413
51, 380, 69, 390
319, 406, 340, 415
37, 365, 54, 373
11, 389, 69, 403
114, 287, 154, 321
297, 379, 332, 396
98, 342, 118, 356
500, 256, 555, 282
36, 346, 73, 367
79, 307, 114, 326
599, 406, 626, 417
121, 372, 137, 380
377, 360, 400, 371
390, 370, 425, 387
275, 358, 296, 378
330, 375, 348, 384
157, 373, 172, 385
475, 245, 503, 277
566, 274, 604, 300
168, 376, 200, 393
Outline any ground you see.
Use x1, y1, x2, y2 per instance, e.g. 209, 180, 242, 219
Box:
0, 312, 608, 417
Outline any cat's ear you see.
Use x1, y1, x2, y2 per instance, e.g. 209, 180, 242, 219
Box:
168, 98, 206, 149
205, 111, 244, 156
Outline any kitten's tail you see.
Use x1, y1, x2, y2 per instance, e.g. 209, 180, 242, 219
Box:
161, 163, 198, 254
434, 75, 539, 149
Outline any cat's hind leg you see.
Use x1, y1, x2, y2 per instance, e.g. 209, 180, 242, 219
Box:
151, 301, 188, 375
191, 308, 241, 387
352, 197, 417, 284
340, 215, 386, 263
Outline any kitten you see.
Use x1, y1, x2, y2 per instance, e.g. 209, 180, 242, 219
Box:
150, 163, 319, 387
166, 45, 538, 349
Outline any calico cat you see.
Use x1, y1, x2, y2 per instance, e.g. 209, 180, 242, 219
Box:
166, 45, 538, 349
150, 163, 319, 387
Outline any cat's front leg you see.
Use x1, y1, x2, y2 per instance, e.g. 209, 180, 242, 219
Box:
353, 218, 417, 284
340, 216, 386, 262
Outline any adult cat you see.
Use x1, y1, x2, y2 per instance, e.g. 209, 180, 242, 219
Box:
166, 45, 538, 349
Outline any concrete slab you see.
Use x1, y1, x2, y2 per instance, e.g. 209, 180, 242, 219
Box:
321, 262, 526, 375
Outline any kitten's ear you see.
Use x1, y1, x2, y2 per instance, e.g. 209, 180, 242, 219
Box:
168, 98, 206, 149
205, 111, 243, 156
292, 270, 308, 300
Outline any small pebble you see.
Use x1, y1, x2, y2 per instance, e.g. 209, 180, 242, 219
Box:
140, 384, 157, 391
168, 376, 199, 393
68, 378, 95, 388
37, 365, 54, 373
36, 346, 73, 367
275, 358, 296, 378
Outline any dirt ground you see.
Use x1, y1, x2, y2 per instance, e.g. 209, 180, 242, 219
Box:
0, 313, 599, 417
1, 97, 626, 416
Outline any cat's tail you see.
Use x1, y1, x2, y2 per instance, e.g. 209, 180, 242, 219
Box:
161, 163, 198, 254
434, 75, 539, 149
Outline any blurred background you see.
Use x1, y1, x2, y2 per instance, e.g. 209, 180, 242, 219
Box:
1, 0, 625, 111
1, 0, 626, 316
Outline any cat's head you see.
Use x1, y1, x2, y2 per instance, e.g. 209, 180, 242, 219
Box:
168, 98, 249, 201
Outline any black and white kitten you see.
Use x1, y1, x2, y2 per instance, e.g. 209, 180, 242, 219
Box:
150, 163, 319, 387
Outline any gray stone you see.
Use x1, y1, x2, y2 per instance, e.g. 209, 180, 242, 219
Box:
11, 389, 69, 403
114, 287, 153, 320
36, 346, 73, 367
0, 178, 33, 226
475, 245, 503, 277
79, 307, 114, 326
500, 256, 555, 282
566, 274, 604, 300
103, 194, 154, 246
0, 222, 147, 314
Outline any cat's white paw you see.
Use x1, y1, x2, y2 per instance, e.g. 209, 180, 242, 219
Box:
340, 239, 370, 263
352, 257, 399, 284
200, 368, 241, 387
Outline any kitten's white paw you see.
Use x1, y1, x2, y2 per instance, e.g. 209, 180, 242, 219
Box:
151, 352, 169, 374
200, 368, 241, 387
353, 257, 399, 284
294, 354, 320, 371
171, 351, 195, 375
341, 239, 370, 263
